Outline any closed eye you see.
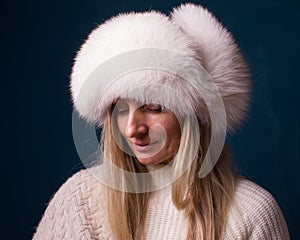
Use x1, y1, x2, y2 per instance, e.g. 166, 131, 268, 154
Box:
143, 103, 167, 113
113, 100, 129, 116
115, 108, 129, 115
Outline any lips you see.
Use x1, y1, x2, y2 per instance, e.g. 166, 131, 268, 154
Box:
133, 141, 151, 146
131, 140, 158, 153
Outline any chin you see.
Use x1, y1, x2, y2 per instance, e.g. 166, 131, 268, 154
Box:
136, 157, 161, 166
136, 155, 172, 167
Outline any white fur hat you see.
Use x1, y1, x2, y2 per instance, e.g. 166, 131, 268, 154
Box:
70, 3, 250, 132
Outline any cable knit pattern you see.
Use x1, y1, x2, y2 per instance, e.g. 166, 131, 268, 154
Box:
33, 170, 290, 240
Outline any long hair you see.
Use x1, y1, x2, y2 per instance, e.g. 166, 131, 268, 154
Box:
102, 106, 237, 240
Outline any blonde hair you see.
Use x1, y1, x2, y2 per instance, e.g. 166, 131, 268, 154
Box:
102, 107, 237, 240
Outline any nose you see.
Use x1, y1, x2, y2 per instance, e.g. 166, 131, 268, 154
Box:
125, 109, 148, 138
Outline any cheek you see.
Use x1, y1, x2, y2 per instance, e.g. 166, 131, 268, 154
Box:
116, 117, 127, 137
167, 126, 181, 146
160, 119, 181, 145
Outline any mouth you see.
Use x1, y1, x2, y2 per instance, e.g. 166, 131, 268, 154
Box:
131, 141, 159, 153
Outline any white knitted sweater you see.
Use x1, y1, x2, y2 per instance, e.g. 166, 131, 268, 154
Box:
33, 169, 290, 240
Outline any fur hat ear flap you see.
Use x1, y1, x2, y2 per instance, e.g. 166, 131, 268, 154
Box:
170, 3, 251, 132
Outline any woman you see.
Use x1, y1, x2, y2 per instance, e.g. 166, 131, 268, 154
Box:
33, 3, 290, 240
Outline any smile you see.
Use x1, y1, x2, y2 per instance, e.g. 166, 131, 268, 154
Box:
132, 141, 159, 153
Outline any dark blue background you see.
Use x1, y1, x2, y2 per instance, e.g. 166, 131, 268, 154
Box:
2, 0, 299, 239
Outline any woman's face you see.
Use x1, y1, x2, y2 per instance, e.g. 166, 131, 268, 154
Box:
113, 99, 181, 166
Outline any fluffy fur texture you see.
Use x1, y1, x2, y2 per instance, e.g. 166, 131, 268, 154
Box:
70, 3, 251, 132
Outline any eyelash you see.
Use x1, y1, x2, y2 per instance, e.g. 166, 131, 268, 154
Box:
143, 104, 165, 112
115, 109, 129, 115
115, 104, 167, 115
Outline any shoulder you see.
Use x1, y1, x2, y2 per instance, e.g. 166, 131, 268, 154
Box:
33, 167, 108, 239
43, 167, 104, 206
225, 178, 290, 239
48, 166, 107, 215
234, 178, 278, 210
56, 167, 103, 196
